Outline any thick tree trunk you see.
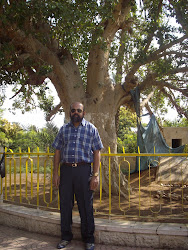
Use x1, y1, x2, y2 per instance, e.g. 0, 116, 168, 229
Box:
88, 111, 130, 198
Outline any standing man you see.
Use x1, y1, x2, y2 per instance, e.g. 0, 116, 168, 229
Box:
52, 102, 103, 250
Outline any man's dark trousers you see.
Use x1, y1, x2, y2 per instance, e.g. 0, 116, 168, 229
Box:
59, 163, 95, 243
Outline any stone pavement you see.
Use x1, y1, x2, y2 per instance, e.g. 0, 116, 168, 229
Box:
0, 224, 154, 250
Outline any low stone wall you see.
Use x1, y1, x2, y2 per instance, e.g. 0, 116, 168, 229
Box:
0, 203, 187, 249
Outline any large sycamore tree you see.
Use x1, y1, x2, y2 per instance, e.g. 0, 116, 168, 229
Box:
0, 0, 187, 195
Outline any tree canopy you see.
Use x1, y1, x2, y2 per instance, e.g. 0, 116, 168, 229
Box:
0, 0, 187, 122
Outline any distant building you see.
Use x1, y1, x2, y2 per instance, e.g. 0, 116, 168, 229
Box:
162, 127, 188, 148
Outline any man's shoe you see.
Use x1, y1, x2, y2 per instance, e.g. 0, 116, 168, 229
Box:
57, 240, 70, 249
85, 243, 95, 250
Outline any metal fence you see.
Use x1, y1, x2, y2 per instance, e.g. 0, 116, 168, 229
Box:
0, 147, 188, 222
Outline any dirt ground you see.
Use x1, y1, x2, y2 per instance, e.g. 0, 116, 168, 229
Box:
3, 166, 188, 224
92, 167, 188, 223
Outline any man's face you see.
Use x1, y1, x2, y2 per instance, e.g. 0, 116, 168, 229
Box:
70, 103, 84, 123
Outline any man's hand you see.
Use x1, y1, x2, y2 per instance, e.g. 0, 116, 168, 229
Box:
90, 176, 99, 191
53, 172, 60, 189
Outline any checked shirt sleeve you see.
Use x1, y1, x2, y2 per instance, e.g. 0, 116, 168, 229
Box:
52, 127, 64, 150
92, 127, 103, 151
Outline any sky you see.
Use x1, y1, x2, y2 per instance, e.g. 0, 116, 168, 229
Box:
2, 105, 65, 129
1, 83, 178, 129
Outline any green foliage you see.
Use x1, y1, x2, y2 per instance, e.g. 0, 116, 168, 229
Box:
38, 122, 59, 152
0, 118, 22, 147
0, 115, 58, 152
117, 107, 137, 153
11, 129, 40, 152
162, 117, 188, 127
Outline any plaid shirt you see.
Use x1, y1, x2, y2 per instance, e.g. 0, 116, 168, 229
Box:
52, 118, 103, 163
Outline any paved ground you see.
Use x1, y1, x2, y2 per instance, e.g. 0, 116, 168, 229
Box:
0, 224, 155, 250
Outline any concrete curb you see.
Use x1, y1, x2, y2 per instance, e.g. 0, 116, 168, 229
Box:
0, 204, 187, 249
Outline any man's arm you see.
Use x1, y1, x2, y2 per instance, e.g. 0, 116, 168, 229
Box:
90, 150, 100, 191
53, 149, 61, 188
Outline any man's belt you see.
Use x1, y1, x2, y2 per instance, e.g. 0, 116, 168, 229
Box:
62, 162, 90, 167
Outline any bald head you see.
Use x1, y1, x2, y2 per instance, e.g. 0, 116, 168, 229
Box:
70, 102, 84, 111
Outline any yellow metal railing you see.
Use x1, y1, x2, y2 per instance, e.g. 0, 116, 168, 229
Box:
118, 146, 131, 215
0, 147, 188, 221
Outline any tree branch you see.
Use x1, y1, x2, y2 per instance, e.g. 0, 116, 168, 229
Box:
10, 86, 25, 99
115, 29, 126, 84
140, 87, 158, 109
87, 0, 132, 97
145, 102, 154, 117
169, 66, 188, 75
123, 33, 187, 94
103, 0, 133, 40
159, 51, 188, 58
161, 88, 188, 119
125, 34, 187, 84
148, 35, 188, 62
155, 80, 188, 97
140, 86, 166, 118
25, 66, 46, 86
46, 102, 62, 121
1, 23, 85, 105
169, 0, 188, 33
143, 0, 163, 53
